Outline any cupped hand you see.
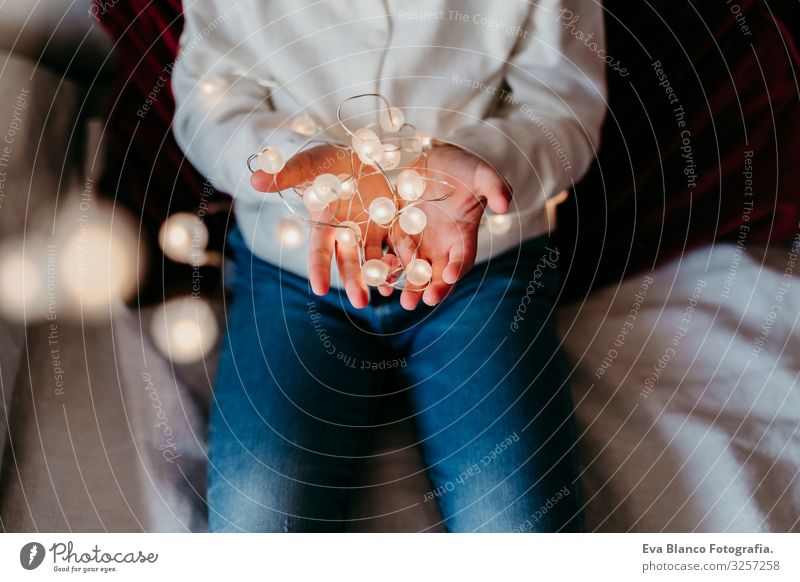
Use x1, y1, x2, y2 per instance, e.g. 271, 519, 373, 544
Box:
251, 144, 394, 308
390, 144, 511, 310
250, 143, 510, 311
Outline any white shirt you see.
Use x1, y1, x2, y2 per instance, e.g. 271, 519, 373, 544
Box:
172, 0, 607, 283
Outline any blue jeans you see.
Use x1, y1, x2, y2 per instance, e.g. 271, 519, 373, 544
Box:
208, 225, 581, 532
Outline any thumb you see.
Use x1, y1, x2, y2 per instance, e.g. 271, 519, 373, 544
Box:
442, 238, 477, 285
476, 164, 511, 215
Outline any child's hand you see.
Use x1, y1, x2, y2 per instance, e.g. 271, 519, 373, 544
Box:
250, 143, 510, 310
251, 144, 393, 308
391, 145, 511, 310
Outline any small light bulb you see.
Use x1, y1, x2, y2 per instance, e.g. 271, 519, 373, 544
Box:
361, 259, 390, 286
312, 173, 341, 204
397, 169, 426, 201
60, 226, 138, 313
151, 297, 219, 364
159, 213, 209, 265
352, 128, 383, 165
399, 207, 427, 235
358, 142, 383, 165
406, 258, 432, 287
335, 221, 361, 247
257, 146, 286, 174
486, 214, 512, 235
167, 224, 189, 247
353, 127, 379, 146
303, 188, 328, 213
381, 144, 402, 170
199, 74, 226, 97
290, 113, 317, 136
276, 216, 305, 250
379, 107, 405, 133
337, 174, 356, 199
368, 197, 397, 225
402, 135, 423, 156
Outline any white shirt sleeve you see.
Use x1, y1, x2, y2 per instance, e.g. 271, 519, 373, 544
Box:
443, 0, 607, 213
171, 0, 313, 205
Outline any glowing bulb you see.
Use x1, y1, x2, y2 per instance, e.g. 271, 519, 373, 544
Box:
312, 173, 341, 204
338, 174, 356, 199
368, 197, 397, 225
303, 187, 328, 213
353, 127, 379, 147
379, 107, 405, 132
151, 297, 219, 364
352, 128, 383, 165
60, 226, 137, 314
397, 169, 426, 201
336, 221, 361, 247
257, 146, 286, 174
290, 113, 317, 136
486, 213, 512, 235
381, 144, 402, 169
159, 213, 209, 265
361, 259, 389, 287
402, 135, 423, 156
199, 74, 226, 97
406, 258, 432, 287
276, 216, 305, 250
399, 207, 427, 235
358, 142, 383, 165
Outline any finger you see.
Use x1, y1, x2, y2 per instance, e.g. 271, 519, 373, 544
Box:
442, 239, 477, 285
400, 285, 424, 310
476, 165, 512, 215
378, 254, 401, 296
363, 222, 386, 262
252, 145, 351, 192
251, 166, 305, 193
391, 231, 417, 265
250, 170, 276, 192
422, 256, 453, 307
308, 222, 335, 296
485, 186, 511, 215
390, 236, 424, 309
335, 240, 369, 309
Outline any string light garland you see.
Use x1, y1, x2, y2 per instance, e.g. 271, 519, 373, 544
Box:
196, 73, 566, 292
246, 92, 462, 290
0, 68, 570, 369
